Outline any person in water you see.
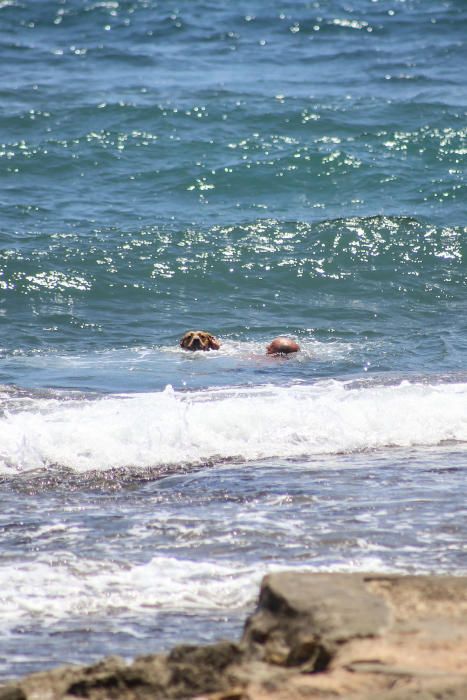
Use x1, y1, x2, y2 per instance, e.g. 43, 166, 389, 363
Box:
180, 331, 300, 355
266, 336, 300, 355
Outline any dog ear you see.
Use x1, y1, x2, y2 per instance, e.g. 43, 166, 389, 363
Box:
180, 332, 191, 348
208, 335, 221, 350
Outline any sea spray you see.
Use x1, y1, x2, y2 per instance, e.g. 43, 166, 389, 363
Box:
2, 380, 467, 474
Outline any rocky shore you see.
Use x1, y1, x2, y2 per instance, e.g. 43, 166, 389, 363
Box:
1, 572, 466, 700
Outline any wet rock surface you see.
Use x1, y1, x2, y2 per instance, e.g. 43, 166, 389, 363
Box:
1, 573, 466, 700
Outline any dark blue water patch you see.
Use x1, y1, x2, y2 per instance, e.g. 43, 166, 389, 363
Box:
1, 95, 465, 229
1, 0, 466, 230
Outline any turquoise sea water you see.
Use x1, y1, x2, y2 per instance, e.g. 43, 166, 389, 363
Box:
0, 0, 466, 681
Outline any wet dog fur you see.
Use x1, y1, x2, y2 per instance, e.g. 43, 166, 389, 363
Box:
180, 330, 221, 351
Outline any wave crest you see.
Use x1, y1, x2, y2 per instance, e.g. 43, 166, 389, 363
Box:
1, 380, 467, 474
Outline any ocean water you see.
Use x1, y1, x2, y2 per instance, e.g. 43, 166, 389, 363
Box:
0, 0, 466, 681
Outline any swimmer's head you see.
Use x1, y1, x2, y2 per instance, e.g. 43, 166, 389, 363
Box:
266, 337, 300, 355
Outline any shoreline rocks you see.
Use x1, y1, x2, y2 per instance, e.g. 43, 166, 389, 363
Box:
1, 572, 467, 700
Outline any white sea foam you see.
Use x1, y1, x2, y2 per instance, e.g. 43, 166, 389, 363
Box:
6, 337, 348, 367
166, 338, 348, 361
0, 552, 389, 632
1, 380, 467, 474
0, 555, 255, 629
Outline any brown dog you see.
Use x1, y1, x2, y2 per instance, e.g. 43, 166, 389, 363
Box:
266, 336, 300, 355
180, 331, 221, 351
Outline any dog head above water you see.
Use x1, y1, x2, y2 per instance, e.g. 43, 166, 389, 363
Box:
180, 331, 221, 351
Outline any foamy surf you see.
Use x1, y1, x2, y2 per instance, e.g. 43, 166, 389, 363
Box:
1, 380, 467, 474
0, 552, 392, 633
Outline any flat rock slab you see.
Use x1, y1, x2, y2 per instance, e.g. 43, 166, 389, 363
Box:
1, 573, 466, 700
242, 572, 391, 667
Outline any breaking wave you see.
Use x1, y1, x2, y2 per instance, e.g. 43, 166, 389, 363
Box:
1, 379, 467, 474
